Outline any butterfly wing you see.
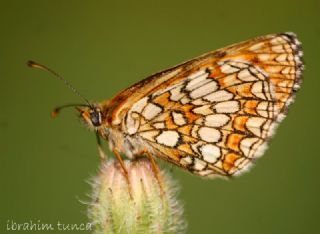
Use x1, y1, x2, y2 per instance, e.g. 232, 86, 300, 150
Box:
110, 33, 303, 178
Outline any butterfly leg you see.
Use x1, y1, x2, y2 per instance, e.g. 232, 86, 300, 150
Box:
96, 132, 106, 161
144, 152, 165, 198
113, 149, 133, 199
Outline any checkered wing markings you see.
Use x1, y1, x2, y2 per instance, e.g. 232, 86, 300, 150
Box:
123, 33, 302, 178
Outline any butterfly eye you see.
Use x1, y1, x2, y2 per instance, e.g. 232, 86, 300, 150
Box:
90, 109, 102, 127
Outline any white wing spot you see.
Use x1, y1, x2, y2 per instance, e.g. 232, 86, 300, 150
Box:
142, 103, 162, 120
246, 117, 266, 137
187, 79, 212, 92
156, 130, 180, 147
240, 137, 260, 157
221, 74, 239, 86
191, 125, 200, 138
153, 122, 165, 129
139, 131, 159, 142
195, 117, 204, 125
252, 81, 267, 100
172, 112, 187, 126
192, 99, 209, 105
238, 69, 258, 82
186, 71, 209, 91
214, 101, 239, 113
130, 97, 148, 113
169, 85, 184, 101
193, 158, 207, 170
220, 63, 240, 73
256, 101, 269, 118
203, 90, 234, 102
193, 105, 213, 115
190, 81, 218, 99
181, 97, 191, 104
198, 127, 221, 143
201, 144, 221, 163
205, 114, 230, 127
180, 156, 193, 166
187, 70, 207, 79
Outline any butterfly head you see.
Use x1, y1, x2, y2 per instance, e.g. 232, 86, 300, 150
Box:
77, 105, 104, 129
76, 100, 111, 130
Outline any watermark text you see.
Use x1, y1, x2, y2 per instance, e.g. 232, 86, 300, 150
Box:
6, 220, 92, 231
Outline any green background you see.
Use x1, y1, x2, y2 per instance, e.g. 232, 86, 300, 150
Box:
1, 1, 319, 233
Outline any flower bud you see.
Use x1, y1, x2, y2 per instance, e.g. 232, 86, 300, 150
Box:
88, 158, 186, 234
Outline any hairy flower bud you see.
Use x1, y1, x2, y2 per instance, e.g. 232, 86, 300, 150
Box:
88, 158, 186, 234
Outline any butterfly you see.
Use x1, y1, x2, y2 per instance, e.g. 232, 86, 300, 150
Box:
28, 32, 303, 180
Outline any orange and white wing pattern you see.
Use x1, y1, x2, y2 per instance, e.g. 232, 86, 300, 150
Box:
115, 33, 303, 178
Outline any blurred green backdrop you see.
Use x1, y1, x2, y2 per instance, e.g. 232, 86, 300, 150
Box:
1, 0, 319, 233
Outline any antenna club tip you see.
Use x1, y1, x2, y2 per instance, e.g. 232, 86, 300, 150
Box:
51, 109, 59, 118
27, 60, 35, 67
27, 60, 42, 69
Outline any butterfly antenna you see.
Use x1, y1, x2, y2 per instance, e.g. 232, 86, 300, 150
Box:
27, 60, 92, 108
50, 103, 90, 118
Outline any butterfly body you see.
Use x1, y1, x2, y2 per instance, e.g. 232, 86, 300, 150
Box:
78, 32, 303, 178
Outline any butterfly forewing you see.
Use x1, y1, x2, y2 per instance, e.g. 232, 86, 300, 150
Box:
110, 33, 303, 178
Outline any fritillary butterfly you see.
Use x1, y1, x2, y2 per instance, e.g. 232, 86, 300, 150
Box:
29, 32, 303, 179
